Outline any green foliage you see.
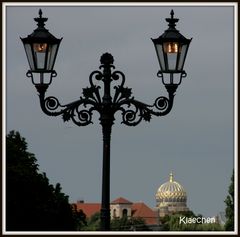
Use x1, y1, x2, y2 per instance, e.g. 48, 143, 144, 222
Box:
224, 170, 234, 231
160, 211, 196, 231
111, 216, 149, 231
111, 216, 129, 231
160, 215, 170, 230
81, 213, 149, 231
82, 212, 101, 231
71, 205, 87, 230
196, 223, 224, 231
160, 211, 223, 231
6, 130, 84, 231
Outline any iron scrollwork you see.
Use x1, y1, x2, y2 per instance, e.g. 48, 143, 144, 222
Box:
35, 53, 178, 127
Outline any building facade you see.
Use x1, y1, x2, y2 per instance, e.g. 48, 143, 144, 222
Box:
110, 197, 133, 219
74, 197, 159, 228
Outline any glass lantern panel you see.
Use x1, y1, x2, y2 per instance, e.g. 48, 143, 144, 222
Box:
46, 44, 58, 70
24, 43, 35, 70
33, 43, 48, 69
177, 44, 188, 71
156, 44, 166, 71
167, 52, 178, 70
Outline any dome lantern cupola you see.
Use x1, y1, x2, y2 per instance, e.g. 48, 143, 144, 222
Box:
169, 171, 173, 182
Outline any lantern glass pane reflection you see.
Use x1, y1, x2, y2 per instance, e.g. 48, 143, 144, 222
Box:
23, 43, 35, 70
177, 44, 187, 71
155, 44, 166, 71
47, 44, 58, 71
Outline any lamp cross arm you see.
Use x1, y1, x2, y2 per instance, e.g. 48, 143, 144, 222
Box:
114, 91, 175, 127
36, 87, 100, 126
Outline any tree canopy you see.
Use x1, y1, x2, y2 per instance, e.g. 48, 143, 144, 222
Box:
80, 212, 149, 231
224, 170, 234, 231
160, 211, 223, 231
6, 130, 85, 231
111, 216, 149, 231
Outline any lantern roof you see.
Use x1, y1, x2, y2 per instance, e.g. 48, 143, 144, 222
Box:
152, 10, 191, 44
21, 9, 61, 44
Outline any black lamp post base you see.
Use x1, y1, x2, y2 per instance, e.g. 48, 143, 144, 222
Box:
100, 208, 110, 231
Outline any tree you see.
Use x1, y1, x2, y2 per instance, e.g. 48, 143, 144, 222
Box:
111, 216, 130, 231
128, 217, 149, 231
160, 211, 196, 231
81, 213, 149, 231
82, 212, 101, 231
224, 170, 234, 231
111, 216, 149, 231
160, 211, 223, 231
71, 204, 87, 230
6, 130, 83, 231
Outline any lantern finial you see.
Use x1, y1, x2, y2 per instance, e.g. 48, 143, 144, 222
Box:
166, 9, 179, 29
39, 9, 43, 18
34, 9, 48, 28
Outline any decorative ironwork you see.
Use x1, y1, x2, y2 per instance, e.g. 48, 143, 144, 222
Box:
35, 53, 177, 127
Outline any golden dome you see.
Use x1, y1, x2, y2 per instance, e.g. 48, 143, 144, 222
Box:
156, 172, 187, 204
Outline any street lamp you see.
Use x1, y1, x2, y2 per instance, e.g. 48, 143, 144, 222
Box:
21, 9, 62, 85
21, 9, 191, 231
152, 9, 192, 85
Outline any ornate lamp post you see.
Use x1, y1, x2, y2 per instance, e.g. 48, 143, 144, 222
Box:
21, 9, 191, 231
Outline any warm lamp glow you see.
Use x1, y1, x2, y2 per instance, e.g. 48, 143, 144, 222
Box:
164, 42, 179, 53
34, 43, 47, 52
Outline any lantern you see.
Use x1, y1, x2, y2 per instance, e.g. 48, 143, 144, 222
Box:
21, 9, 62, 73
152, 10, 192, 74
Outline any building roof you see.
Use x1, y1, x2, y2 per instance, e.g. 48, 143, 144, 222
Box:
132, 202, 158, 225
73, 198, 159, 226
111, 197, 133, 204
74, 202, 101, 218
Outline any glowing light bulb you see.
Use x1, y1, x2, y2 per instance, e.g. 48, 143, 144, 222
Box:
173, 43, 178, 53
165, 42, 179, 53
34, 43, 47, 52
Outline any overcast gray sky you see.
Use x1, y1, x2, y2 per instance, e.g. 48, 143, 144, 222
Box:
5, 3, 235, 218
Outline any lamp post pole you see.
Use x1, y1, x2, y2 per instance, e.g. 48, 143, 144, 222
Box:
99, 54, 114, 231
101, 121, 112, 231
21, 9, 191, 231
